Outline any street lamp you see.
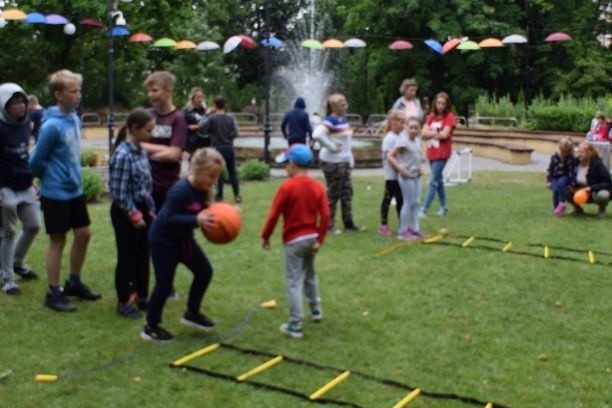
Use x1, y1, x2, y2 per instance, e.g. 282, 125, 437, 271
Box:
107, 0, 131, 153
262, 0, 272, 164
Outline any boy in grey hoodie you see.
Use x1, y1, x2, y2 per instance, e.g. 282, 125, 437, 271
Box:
0, 83, 41, 295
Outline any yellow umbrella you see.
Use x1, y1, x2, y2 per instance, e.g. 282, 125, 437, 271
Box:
322, 38, 344, 48
175, 40, 197, 50
478, 38, 504, 48
1, 8, 27, 20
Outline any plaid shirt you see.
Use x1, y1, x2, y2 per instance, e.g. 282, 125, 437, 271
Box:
109, 140, 155, 220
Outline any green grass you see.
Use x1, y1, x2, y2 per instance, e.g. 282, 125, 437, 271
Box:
1, 171, 610, 407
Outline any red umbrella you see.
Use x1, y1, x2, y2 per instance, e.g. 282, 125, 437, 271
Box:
442, 38, 461, 54
129, 32, 153, 42
388, 40, 413, 50
80, 18, 105, 28
545, 32, 572, 42
239, 35, 257, 49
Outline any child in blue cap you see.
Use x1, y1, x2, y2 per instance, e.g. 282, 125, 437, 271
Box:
261, 144, 330, 338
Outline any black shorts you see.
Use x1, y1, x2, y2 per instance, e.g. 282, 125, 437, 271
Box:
40, 195, 91, 235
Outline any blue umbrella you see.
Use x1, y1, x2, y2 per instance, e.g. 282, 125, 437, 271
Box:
24, 12, 46, 24
261, 36, 284, 48
107, 26, 130, 37
424, 39, 442, 55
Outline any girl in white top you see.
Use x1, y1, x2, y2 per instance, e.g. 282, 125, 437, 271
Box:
387, 117, 427, 240
378, 110, 405, 236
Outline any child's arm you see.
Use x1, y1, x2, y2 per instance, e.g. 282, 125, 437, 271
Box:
141, 143, 182, 163
313, 125, 340, 152
387, 147, 407, 178
260, 188, 285, 249
29, 125, 56, 177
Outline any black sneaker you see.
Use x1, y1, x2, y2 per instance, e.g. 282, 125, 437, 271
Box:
117, 302, 143, 319
140, 325, 174, 342
44, 291, 77, 312
345, 224, 367, 232
14, 265, 38, 280
63, 280, 101, 301
136, 298, 148, 311
180, 311, 216, 332
2, 281, 22, 295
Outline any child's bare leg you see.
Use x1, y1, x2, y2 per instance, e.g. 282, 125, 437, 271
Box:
69, 225, 91, 276
46, 234, 67, 286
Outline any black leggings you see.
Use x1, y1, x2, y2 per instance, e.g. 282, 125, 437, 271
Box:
146, 239, 213, 326
380, 180, 402, 225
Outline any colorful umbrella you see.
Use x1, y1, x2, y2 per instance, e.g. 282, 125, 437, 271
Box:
478, 37, 504, 48
129, 32, 153, 42
223, 36, 242, 54
545, 32, 572, 42
322, 38, 344, 48
45, 14, 69, 25
502, 34, 528, 44
261, 36, 284, 48
196, 40, 220, 51
108, 26, 130, 37
153, 38, 177, 47
388, 40, 413, 50
456, 40, 480, 51
24, 12, 46, 24
344, 38, 366, 48
1, 9, 27, 20
301, 39, 323, 50
424, 39, 442, 55
175, 40, 197, 50
80, 18, 105, 29
442, 38, 461, 54
239, 34, 257, 49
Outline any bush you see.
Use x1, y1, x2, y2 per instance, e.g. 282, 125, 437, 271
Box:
81, 168, 104, 202
239, 159, 269, 181
81, 149, 99, 167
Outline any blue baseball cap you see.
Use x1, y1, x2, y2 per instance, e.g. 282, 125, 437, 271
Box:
275, 144, 313, 166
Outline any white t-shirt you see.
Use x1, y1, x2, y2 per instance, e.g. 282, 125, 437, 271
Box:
382, 131, 400, 180
394, 136, 424, 179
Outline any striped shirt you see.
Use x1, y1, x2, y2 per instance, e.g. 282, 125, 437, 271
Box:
109, 140, 155, 221
313, 115, 354, 164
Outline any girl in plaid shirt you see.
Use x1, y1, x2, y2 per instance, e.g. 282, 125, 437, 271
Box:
109, 108, 156, 318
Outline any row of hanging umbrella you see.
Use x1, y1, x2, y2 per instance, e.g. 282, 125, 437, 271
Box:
417, 33, 571, 55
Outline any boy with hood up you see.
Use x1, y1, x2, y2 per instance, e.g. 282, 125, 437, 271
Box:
0, 82, 41, 295
281, 97, 313, 146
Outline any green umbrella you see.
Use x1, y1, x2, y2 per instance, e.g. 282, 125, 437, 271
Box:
457, 40, 480, 51
301, 39, 323, 50
153, 37, 177, 47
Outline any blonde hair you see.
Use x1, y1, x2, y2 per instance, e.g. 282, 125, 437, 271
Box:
383, 109, 406, 134
190, 147, 225, 173
326, 93, 346, 116
399, 78, 418, 94
144, 71, 176, 90
48, 69, 82, 96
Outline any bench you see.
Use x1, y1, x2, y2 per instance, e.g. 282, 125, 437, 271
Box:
453, 137, 534, 165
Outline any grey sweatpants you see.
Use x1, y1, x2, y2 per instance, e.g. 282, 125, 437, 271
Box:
0, 186, 41, 285
284, 237, 320, 325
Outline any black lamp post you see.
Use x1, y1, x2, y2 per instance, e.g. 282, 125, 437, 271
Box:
262, 0, 272, 164
107, 0, 130, 154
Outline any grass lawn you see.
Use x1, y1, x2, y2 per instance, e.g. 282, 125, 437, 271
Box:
0, 170, 610, 407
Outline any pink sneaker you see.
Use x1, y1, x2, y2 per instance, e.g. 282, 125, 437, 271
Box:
554, 202, 566, 217
397, 230, 417, 241
411, 230, 429, 239
378, 224, 392, 236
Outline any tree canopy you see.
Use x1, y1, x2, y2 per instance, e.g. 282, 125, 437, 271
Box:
0, 0, 609, 116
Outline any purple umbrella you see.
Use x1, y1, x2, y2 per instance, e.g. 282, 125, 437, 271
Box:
46, 14, 69, 25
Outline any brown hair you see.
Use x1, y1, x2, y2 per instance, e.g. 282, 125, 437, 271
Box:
578, 141, 600, 162
430, 91, 452, 116
48, 69, 82, 96
558, 136, 574, 158
113, 108, 154, 152
144, 71, 176, 90
190, 147, 226, 203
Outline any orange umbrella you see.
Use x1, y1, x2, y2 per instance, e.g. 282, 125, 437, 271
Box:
1, 9, 27, 20
322, 38, 344, 48
478, 38, 504, 48
175, 40, 197, 50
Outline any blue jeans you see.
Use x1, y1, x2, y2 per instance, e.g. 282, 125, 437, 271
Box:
422, 159, 447, 211
551, 176, 570, 207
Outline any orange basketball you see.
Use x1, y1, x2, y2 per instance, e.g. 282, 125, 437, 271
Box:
573, 188, 589, 206
202, 202, 241, 244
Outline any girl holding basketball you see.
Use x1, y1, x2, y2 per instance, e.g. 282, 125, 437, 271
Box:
141, 147, 225, 342
109, 108, 156, 318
